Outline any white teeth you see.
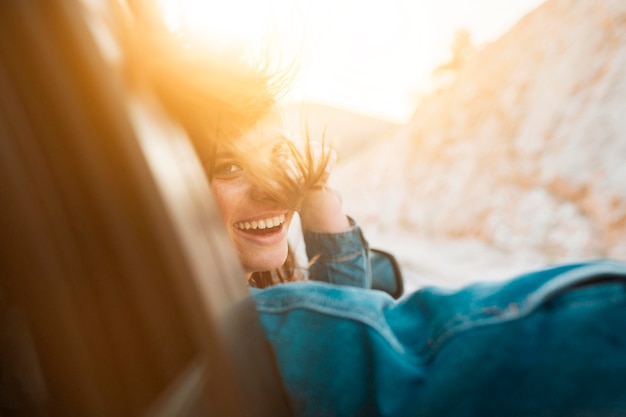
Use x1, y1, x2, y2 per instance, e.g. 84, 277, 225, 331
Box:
235, 214, 286, 230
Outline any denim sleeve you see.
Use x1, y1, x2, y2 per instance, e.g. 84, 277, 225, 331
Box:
255, 260, 626, 417
303, 216, 371, 288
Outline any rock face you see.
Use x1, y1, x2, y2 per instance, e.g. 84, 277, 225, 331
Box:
334, 0, 626, 262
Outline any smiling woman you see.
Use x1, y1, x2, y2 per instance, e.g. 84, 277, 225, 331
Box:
152, 0, 379, 290
193, 96, 366, 289
206, 118, 301, 285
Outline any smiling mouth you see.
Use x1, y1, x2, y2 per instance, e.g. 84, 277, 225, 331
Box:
234, 214, 286, 235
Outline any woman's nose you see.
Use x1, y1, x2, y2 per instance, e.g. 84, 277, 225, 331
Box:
247, 179, 275, 203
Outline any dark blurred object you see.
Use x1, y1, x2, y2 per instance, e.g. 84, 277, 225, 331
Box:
370, 249, 404, 299
0, 0, 291, 416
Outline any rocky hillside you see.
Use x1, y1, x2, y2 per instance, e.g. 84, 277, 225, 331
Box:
333, 0, 626, 266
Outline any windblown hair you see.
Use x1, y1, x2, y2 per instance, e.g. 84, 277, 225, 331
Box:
114, 1, 330, 288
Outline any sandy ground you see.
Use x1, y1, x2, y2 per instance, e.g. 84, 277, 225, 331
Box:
364, 228, 554, 294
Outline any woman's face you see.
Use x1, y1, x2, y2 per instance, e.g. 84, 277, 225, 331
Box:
209, 124, 295, 277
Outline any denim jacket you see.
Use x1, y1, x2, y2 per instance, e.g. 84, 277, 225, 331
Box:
255, 259, 626, 417
303, 217, 371, 289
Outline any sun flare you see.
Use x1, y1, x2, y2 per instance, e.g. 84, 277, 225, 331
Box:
159, 0, 546, 123
159, 0, 302, 56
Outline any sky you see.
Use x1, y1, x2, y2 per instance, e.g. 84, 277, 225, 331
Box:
163, 0, 547, 123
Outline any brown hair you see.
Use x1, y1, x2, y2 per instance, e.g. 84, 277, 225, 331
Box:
115, 2, 328, 288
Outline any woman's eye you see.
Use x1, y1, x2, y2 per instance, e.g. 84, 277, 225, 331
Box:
213, 162, 244, 178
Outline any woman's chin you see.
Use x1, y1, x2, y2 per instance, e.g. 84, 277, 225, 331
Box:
240, 248, 289, 274
233, 226, 290, 273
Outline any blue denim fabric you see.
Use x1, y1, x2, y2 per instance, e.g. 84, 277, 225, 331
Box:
303, 217, 371, 288
254, 260, 626, 417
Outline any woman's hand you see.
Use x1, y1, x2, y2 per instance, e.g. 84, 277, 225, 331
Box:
298, 144, 351, 233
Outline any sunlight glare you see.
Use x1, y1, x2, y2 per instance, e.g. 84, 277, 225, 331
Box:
159, 0, 547, 123
182, 0, 265, 44
159, 0, 303, 60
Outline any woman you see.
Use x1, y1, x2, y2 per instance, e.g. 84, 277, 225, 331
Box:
117, 0, 377, 289
204, 113, 371, 288
120, 19, 370, 289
